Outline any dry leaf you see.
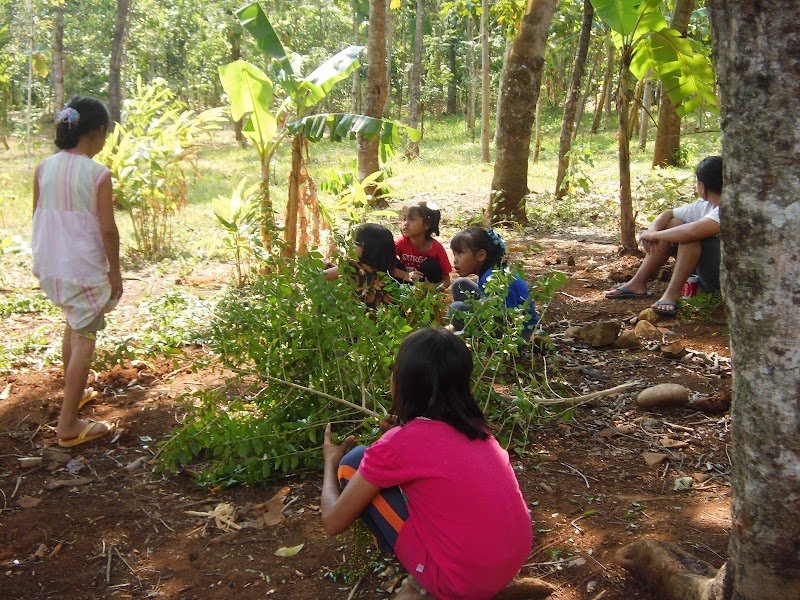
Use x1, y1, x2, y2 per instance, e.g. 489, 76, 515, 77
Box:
642, 452, 669, 467
274, 543, 304, 557
659, 437, 690, 449
692, 472, 712, 484
17, 495, 42, 508
242, 487, 289, 529
33, 544, 48, 559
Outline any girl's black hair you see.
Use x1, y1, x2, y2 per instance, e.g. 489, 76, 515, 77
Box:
695, 155, 723, 195
354, 223, 397, 272
450, 226, 506, 275
404, 201, 442, 238
55, 96, 110, 150
391, 328, 489, 441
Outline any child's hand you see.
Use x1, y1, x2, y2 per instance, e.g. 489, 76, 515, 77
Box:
408, 270, 424, 282
379, 414, 399, 431
109, 270, 123, 300
323, 423, 355, 466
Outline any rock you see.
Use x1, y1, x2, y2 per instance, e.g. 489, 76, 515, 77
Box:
634, 319, 661, 340
643, 452, 669, 467
660, 341, 686, 359
637, 383, 690, 408
673, 476, 694, 491
615, 329, 641, 349
574, 320, 622, 347
564, 326, 582, 339
638, 308, 661, 323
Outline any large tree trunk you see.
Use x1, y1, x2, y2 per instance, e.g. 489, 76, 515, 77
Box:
554, 0, 593, 198
493, 40, 512, 145
489, 0, 558, 223
618, 2, 800, 598
590, 35, 613, 134
616, 46, 637, 250
357, 0, 389, 185
406, 0, 425, 158
467, 15, 476, 137
479, 0, 491, 162
651, 0, 694, 167
108, 0, 131, 126
53, 2, 65, 111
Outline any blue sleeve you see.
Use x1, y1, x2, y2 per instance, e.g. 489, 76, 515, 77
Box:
505, 276, 528, 308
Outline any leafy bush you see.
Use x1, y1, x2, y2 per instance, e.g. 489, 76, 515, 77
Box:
634, 168, 695, 222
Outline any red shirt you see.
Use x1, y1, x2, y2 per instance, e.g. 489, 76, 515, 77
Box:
359, 419, 532, 599
395, 236, 452, 279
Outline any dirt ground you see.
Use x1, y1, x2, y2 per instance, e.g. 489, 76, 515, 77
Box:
0, 231, 732, 600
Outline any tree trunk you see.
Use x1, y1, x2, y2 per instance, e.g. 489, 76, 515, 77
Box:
467, 15, 476, 138
572, 46, 599, 142
651, 0, 695, 167
53, 2, 65, 111
619, 3, 800, 598
489, 0, 558, 223
627, 76, 644, 140
479, 0, 491, 162
617, 46, 636, 250
603, 36, 614, 128
351, 0, 363, 114
108, 0, 132, 126
226, 14, 247, 148
406, 0, 425, 158
447, 29, 458, 114
357, 0, 389, 186
638, 74, 653, 150
493, 40, 512, 145
284, 134, 304, 257
532, 93, 542, 163
385, 0, 394, 115
590, 34, 613, 134
554, 0, 594, 198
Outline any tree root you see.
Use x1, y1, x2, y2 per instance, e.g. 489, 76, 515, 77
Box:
617, 540, 727, 600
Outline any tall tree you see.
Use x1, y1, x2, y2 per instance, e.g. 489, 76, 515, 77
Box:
479, 0, 490, 161
651, 0, 694, 167
590, 34, 613, 134
466, 14, 476, 137
572, 47, 600, 141
108, 0, 132, 125
638, 73, 652, 150
225, 7, 247, 148
52, 0, 64, 111
357, 0, 390, 182
406, 0, 425, 157
489, 0, 558, 223
554, 0, 594, 198
618, 1, 800, 597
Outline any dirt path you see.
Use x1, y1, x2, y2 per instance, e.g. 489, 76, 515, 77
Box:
0, 234, 731, 599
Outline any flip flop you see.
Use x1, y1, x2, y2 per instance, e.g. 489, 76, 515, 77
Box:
78, 388, 99, 410
58, 420, 113, 448
652, 300, 679, 317
604, 285, 652, 299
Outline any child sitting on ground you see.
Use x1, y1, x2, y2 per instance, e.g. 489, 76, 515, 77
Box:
32, 97, 121, 448
321, 328, 533, 600
392, 201, 452, 284
324, 223, 397, 309
448, 226, 538, 339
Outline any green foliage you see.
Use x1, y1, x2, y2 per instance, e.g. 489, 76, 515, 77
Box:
633, 168, 694, 221
325, 169, 397, 224
678, 291, 725, 324
98, 78, 224, 259
0, 291, 55, 317
561, 145, 595, 196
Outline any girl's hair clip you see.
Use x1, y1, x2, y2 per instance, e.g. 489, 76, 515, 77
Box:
486, 228, 506, 253
56, 107, 80, 128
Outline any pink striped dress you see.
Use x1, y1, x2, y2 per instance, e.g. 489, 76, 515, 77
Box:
32, 150, 114, 330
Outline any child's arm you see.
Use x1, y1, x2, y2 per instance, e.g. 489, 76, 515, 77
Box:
97, 177, 123, 299
321, 423, 380, 535
390, 265, 422, 282
323, 265, 340, 280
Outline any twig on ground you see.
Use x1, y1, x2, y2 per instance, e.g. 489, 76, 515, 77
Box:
345, 577, 363, 600
114, 547, 135, 573
106, 544, 113, 584
531, 381, 640, 405
591, 590, 607, 600
262, 375, 382, 418
11, 476, 21, 498
662, 420, 694, 432
560, 462, 592, 489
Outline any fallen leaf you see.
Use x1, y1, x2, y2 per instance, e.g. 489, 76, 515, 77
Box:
659, 437, 690, 449
33, 544, 48, 559
17, 495, 42, 508
242, 487, 289, 529
48, 543, 63, 558
643, 452, 669, 467
692, 472, 712, 484
274, 544, 304, 557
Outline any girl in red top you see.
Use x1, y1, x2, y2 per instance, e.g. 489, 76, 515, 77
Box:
321, 328, 532, 599
393, 201, 452, 284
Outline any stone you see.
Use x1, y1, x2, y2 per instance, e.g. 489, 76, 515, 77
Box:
638, 308, 661, 323
636, 383, 690, 408
574, 320, 622, 347
660, 341, 686, 359
634, 319, 661, 340
614, 329, 641, 349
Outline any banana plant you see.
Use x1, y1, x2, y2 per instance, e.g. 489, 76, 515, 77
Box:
590, 0, 716, 250
219, 2, 420, 256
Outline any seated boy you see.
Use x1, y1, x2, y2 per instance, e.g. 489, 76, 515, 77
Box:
605, 156, 723, 316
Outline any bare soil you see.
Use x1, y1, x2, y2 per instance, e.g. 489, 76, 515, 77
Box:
0, 231, 731, 600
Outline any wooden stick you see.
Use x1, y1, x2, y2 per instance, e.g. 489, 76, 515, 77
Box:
530, 381, 640, 405
262, 375, 382, 418
345, 577, 363, 600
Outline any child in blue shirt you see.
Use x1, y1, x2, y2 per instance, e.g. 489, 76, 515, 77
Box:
448, 227, 538, 339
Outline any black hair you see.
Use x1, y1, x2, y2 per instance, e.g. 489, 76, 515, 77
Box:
391, 328, 489, 441
404, 201, 442, 238
450, 226, 506, 275
354, 223, 397, 272
695, 155, 723, 195
55, 96, 110, 150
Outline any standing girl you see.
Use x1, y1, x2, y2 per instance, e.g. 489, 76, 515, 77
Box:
448, 227, 538, 338
393, 201, 452, 284
32, 97, 121, 447
321, 328, 533, 600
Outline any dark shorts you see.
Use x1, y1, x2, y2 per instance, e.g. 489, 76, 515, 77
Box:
671, 236, 720, 292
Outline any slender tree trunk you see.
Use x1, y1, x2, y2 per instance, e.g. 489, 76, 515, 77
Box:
108, 0, 132, 125
638, 73, 653, 150
627, 76, 643, 140
53, 2, 65, 111
357, 0, 389, 187
617, 46, 636, 250
351, 1, 363, 114
489, 0, 558, 223
603, 36, 614, 127
385, 0, 394, 115
25, 0, 34, 162
226, 14, 247, 148
590, 34, 613, 134
406, 0, 425, 157
467, 15, 476, 137
619, 3, 800, 598
431, 0, 443, 119
284, 134, 304, 257
554, 0, 594, 198
572, 47, 599, 142
480, 0, 491, 162
447, 30, 458, 114
651, 0, 695, 167
532, 93, 542, 163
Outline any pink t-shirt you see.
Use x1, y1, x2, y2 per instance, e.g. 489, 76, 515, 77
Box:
359, 418, 532, 600
395, 236, 453, 278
